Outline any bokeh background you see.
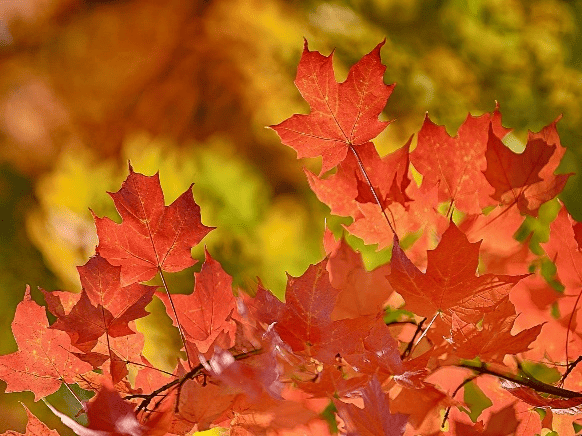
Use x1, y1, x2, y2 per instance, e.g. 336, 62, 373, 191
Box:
1, 0, 582, 433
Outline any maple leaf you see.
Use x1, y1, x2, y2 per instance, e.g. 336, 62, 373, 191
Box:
448, 297, 542, 363
249, 259, 374, 363
271, 40, 394, 174
544, 205, 582, 293
324, 231, 393, 320
538, 205, 582, 361
334, 377, 407, 436
176, 372, 237, 431
77, 255, 157, 320
452, 404, 519, 436
460, 204, 527, 273
223, 390, 325, 436
447, 375, 544, 436
47, 288, 154, 351
94, 164, 213, 285
158, 249, 239, 355
387, 221, 526, 324
484, 121, 571, 216
1, 404, 59, 436
346, 182, 448, 254
43, 256, 154, 353
390, 382, 449, 433
48, 290, 113, 351
345, 319, 404, 377
410, 108, 510, 214
0, 287, 93, 401
306, 141, 411, 219
250, 259, 337, 351
75, 327, 146, 384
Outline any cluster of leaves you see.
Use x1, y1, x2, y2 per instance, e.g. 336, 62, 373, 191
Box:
2, 39, 582, 436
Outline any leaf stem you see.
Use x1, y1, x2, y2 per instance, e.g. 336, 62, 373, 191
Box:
60, 380, 85, 409
401, 318, 425, 359
561, 356, 582, 386
442, 375, 478, 428
158, 268, 193, 370
411, 311, 438, 353
349, 145, 396, 236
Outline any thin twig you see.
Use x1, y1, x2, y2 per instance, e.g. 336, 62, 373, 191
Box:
442, 375, 478, 428
561, 356, 582, 386
458, 360, 582, 399
128, 348, 263, 414
158, 267, 193, 369
401, 318, 426, 359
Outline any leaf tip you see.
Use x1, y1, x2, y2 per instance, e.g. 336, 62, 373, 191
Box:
24, 284, 31, 300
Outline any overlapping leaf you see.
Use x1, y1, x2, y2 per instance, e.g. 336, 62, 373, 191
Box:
158, 250, 239, 355
0, 287, 93, 400
448, 297, 542, 362
334, 377, 407, 436
411, 108, 510, 214
484, 118, 572, 216
43, 256, 155, 352
249, 259, 374, 363
324, 231, 393, 320
387, 222, 526, 324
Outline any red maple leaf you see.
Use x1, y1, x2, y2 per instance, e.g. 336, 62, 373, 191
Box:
346, 182, 448, 256
538, 205, 582, 362
334, 377, 407, 436
0, 287, 93, 400
271, 40, 394, 174
158, 249, 239, 355
306, 141, 411, 219
452, 404, 519, 436
324, 231, 393, 320
387, 222, 525, 324
544, 205, 582, 293
94, 164, 213, 285
484, 121, 571, 216
77, 255, 157, 318
345, 319, 404, 378
43, 256, 155, 351
448, 297, 542, 363
251, 259, 338, 352
410, 108, 510, 214
249, 260, 374, 363
175, 368, 237, 432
